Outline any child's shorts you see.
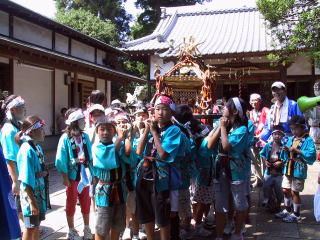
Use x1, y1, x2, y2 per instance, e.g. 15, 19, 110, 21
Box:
126, 190, 136, 215
178, 189, 192, 219
95, 204, 126, 236
282, 175, 305, 192
214, 172, 248, 212
23, 213, 45, 228
136, 179, 170, 228
192, 184, 214, 205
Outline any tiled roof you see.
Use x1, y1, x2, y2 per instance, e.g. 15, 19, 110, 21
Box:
123, 5, 279, 57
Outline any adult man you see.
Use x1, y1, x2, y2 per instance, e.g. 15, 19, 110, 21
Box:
261, 81, 303, 143
249, 94, 269, 186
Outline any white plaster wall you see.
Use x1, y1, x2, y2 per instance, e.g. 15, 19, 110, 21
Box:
315, 67, 320, 75
14, 61, 53, 135
97, 49, 106, 65
150, 55, 175, 80
0, 10, 9, 36
13, 17, 52, 49
287, 55, 312, 75
71, 39, 95, 62
0, 56, 9, 64
55, 33, 69, 54
97, 78, 105, 94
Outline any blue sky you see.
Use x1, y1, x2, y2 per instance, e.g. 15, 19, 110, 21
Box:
10, 0, 256, 20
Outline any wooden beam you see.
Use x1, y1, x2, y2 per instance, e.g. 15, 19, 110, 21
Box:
52, 70, 56, 135
68, 37, 71, 55
9, 14, 13, 38
74, 72, 79, 107
94, 48, 97, 64
9, 58, 13, 93
52, 31, 55, 51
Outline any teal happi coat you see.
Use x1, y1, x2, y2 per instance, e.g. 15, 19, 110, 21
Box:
17, 142, 47, 217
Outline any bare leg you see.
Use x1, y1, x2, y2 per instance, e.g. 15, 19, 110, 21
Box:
144, 222, 155, 240
215, 212, 226, 238
22, 228, 35, 240
91, 197, 96, 212
159, 225, 170, 240
292, 191, 301, 204
194, 203, 206, 224
234, 210, 247, 235
83, 214, 90, 226
131, 214, 139, 235
95, 233, 105, 240
110, 229, 121, 240
32, 226, 40, 240
66, 215, 74, 228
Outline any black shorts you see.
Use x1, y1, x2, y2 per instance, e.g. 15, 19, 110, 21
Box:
135, 179, 170, 227
15, 195, 22, 213
23, 213, 45, 228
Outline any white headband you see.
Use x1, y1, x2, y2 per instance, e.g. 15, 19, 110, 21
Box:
6, 96, 25, 110
250, 93, 261, 101
232, 97, 243, 118
65, 109, 84, 125
6, 96, 25, 120
24, 120, 46, 134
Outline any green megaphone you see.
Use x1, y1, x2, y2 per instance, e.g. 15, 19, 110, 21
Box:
297, 96, 320, 113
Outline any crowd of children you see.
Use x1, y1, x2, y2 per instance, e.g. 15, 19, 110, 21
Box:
0, 89, 317, 240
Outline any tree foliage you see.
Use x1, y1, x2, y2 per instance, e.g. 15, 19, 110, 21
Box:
131, 0, 207, 39
257, 0, 320, 66
55, 0, 131, 39
55, 8, 119, 46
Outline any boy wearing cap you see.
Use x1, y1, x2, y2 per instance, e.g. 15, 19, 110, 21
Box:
261, 81, 302, 143
275, 116, 316, 222
260, 125, 286, 212
92, 116, 132, 240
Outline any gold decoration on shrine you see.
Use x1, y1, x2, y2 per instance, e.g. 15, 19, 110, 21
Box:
153, 37, 217, 113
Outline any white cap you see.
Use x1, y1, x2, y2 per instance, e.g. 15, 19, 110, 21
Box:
271, 81, 286, 90
250, 93, 261, 101
89, 104, 105, 113
111, 99, 122, 105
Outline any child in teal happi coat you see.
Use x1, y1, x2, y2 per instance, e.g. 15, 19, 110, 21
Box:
1, 95, 26, 217
92, 116, 132, 240
16, 115, 47, 240
275, 115, 316, 223
55, 108, 94, 240
135, 94, 181, 240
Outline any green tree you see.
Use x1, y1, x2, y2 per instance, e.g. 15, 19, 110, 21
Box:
55, 0, 131, 38
132, 0, 207, 39
55, 8, 119, 46
257, 0, 320, 66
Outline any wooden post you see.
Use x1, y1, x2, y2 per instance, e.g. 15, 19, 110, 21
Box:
52, 70, 56, 135
74, 72, 79, 107
147, 56, 151, 101
9, 59, 13, 94
279, 65, 287, 85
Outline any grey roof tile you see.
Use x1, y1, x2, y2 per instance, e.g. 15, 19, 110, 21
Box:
123, 6, 280, 57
